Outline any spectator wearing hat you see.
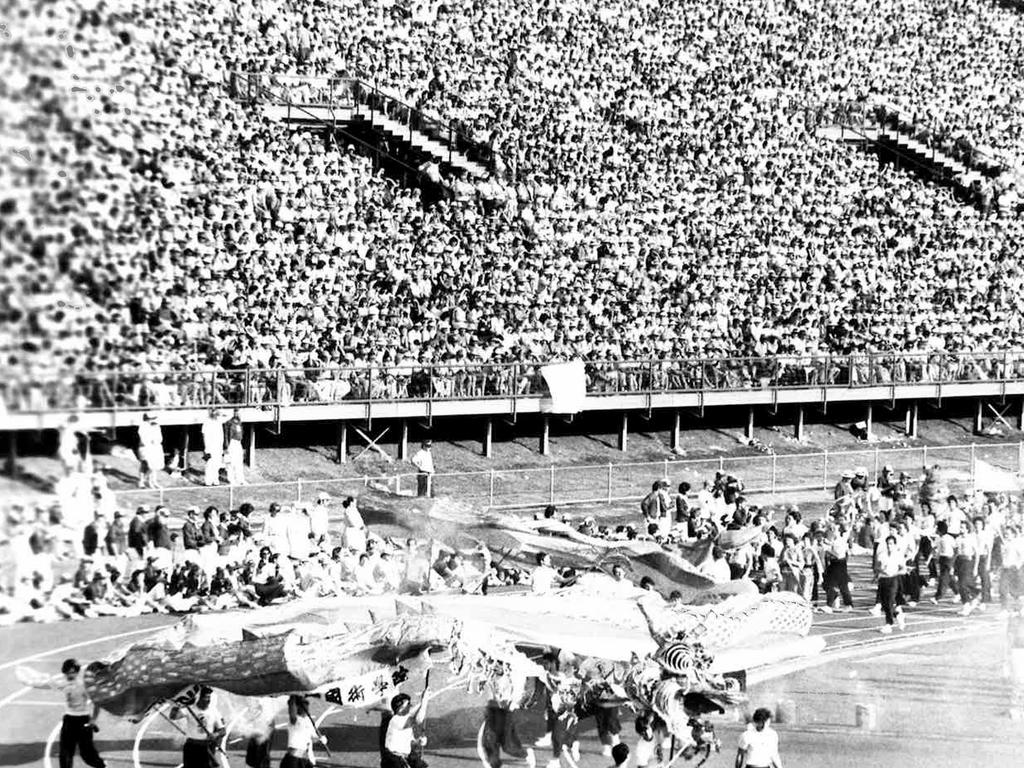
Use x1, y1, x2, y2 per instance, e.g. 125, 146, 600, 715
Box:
128, 507, 149, 560
181, 508, 202, 559
411, 440, 435, 497
833, 472, 854, 501
201, 409, 225, 487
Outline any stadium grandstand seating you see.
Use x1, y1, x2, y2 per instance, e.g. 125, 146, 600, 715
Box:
2, 0, 1024, 404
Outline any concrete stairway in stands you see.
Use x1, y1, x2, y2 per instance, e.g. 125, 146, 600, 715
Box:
351, 105, 490, 177
258, 102, 490, 179
817, 121, 986, 187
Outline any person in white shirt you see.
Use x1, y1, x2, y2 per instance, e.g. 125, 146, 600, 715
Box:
200, 408, 225, 487
531, 553, 570, 594
25, 658, 105, 768
169, 686, 225, 768
137, 413, 165, 489
341, 497, 367, 553
702, 546, 732, 584
381, 683, 432, 768
974, 515, 994, 605
286, 507, 314, 560
411, 440, 435, 497
876, 535, 906, 634
735, 707, 782, 768
282, 695, 327, 768
261, 503, 290, 555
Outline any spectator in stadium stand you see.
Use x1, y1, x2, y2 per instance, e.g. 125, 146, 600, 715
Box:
225, 410, 245, 486
411, 440, 435, 498
201, 409, 225, 487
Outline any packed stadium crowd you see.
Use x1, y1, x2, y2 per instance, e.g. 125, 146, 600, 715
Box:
4, 452, 1024, 635
3, 0, 1024, 401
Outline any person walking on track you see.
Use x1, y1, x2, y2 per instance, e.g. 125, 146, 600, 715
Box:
24, 658, 106, 768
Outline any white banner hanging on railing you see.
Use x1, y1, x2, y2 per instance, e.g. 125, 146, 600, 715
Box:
540, 360, 587, 414
973, 458, 1021, 492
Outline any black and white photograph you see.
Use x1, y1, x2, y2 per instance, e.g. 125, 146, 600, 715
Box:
2, 1, 1024, 767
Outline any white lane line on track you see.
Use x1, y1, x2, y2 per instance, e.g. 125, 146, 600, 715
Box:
133, 706, 166, 768
16, 700, 64, 706
0, 625, 164, 673
820, 616, 971, 640
43, 720, 61, 768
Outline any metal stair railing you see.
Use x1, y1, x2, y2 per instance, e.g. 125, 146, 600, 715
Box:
229, 72, 498, 176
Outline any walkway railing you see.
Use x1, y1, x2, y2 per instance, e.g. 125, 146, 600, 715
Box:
4, 351, 1024, 414
111, 441, 1024, 513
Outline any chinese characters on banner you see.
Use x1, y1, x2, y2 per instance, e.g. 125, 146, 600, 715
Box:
319, 665, 410, 708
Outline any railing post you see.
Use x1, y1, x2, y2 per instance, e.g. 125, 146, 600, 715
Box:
771, 453, 777, 495
489, 469, 495, 509
873, 445, 880, 480
297, 478, 302, 503
549, 465, 555, 505
607, 463, 613, 504
970, 443, 976, 491
243, 368, 251, 407
228, 483, 234, 511
159, 487, 165, 507
1019, 441, 1023, 475
718, 456, 725, 473
922, 444, 928, 468
823, 449, 829, 490
396, 475, 401, 495
663, 458, 669, 480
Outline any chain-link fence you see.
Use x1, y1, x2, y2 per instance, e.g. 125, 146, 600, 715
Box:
113, 442, 1024, 512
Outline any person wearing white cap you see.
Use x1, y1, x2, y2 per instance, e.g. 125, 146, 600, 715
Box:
201, 408, 225, 487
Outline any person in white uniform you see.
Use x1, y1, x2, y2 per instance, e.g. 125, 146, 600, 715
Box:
169, 686, 225, 768
281, 695, 327, 768
201, 408, 225, 486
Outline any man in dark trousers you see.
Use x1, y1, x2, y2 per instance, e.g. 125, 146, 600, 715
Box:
24, 659, 106, 768
169, 687, 225, 768
128, 506, 149, 558
105, 511, 127, 558
147, 507, 172, 552
181, 507, 203, 556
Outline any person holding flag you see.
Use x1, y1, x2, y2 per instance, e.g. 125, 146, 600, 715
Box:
169, 686, 226, 768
